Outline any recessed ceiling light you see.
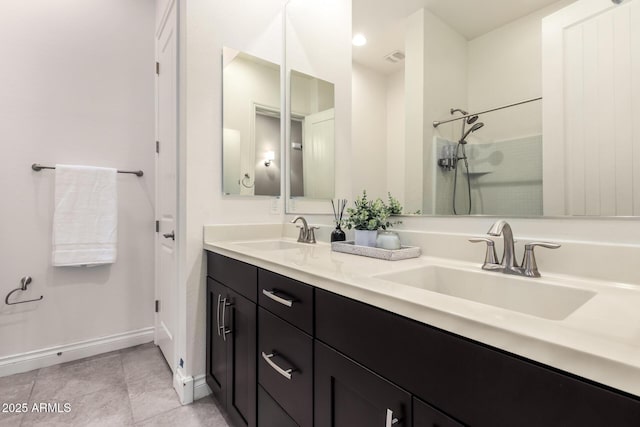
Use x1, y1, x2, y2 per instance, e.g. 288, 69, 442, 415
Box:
352, 33, 367, 47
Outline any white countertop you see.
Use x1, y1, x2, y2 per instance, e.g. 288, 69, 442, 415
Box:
204, 231, 640, 397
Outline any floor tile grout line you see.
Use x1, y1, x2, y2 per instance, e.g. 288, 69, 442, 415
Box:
121, 354, 137, 426
19, 371, 38, 427
132, 404, 184, 426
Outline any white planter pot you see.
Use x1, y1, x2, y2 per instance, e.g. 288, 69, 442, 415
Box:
354, 229, 378, 247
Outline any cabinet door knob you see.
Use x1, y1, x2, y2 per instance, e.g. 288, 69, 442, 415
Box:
385, 409, 399, 426
163, 231, 175, 240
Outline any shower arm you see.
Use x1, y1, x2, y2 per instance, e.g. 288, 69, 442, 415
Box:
433, 97, 542, 128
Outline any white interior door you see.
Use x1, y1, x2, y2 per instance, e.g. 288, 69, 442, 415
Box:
155, 1, 177, 371
303, 108, 335, 198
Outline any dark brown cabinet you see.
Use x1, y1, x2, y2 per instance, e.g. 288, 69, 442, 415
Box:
413, 397, 464, 427
316, 288, 640, 427
206, 253, 258, 427
206, 251, 640, 427
315, 341, 411, 427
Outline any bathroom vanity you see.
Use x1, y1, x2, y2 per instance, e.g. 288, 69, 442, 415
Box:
204, 231, 640, 427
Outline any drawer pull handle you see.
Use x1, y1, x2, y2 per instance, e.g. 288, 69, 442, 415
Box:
262, 351, 295, 380
262, 289, 294, 307
385, 409, 399, 427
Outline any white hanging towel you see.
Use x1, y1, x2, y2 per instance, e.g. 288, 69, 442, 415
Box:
52, 164, 118, 266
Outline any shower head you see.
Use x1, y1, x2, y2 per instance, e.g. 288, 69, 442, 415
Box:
450, 108, 468, 116
466, 115, 479, 124
460, 122, 484, 143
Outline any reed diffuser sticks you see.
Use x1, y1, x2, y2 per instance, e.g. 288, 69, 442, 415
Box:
330, 199, 347, 242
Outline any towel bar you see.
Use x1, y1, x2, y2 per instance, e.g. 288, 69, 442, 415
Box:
5, 276, 44, 306
32, 163, 143, 177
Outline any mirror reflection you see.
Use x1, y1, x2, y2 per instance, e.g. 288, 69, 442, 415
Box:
351, 0, 639, 216
222, 47, 281, 196
352, 0, 564, 216
289, 70, 336, 199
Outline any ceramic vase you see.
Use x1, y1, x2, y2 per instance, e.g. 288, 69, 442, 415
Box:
376, 231, 401, 250
354, 229, 377, 247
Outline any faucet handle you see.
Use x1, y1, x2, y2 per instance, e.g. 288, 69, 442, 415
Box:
295, 225, 307, 242
521, 241, 561, 277
308, 226, 319, 244
469, 238, 501, 270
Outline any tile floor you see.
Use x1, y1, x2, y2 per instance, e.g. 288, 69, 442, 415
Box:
0, 343, 230, 427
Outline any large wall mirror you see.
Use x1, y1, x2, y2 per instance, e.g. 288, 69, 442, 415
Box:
350, 0, 639, 217
222, 47, 281, 197
285, 0, 350, 214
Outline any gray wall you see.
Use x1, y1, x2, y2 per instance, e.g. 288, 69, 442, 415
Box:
254, 113, 281, 196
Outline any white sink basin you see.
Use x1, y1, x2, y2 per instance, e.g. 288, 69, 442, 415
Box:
236, 240, 303, 251
375, 265, 596, 320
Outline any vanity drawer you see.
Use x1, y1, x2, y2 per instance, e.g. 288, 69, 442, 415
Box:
258, 308, 313, 427
207, 252, 257, 302
258, 269, 314, 334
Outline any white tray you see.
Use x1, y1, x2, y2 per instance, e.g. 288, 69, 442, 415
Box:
331, 241, 421, 261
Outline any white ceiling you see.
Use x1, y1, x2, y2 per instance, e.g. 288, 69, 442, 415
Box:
352, 0, 569, 74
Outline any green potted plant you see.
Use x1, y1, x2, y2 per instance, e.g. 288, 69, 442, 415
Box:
344, 190, 401, 247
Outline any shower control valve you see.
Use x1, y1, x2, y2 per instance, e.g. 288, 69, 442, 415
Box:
437, 144, 458, 171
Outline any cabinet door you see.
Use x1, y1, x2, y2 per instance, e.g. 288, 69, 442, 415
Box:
413, 397, 464, 427
258, 385, 298, 427
315, 341, 411, 427
225, 288, 257, 427
206, 278, 228, 408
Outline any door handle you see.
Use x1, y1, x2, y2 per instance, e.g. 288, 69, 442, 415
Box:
221, 297, 233, 341
163, 231, 175, 240
216, 294, 222, 336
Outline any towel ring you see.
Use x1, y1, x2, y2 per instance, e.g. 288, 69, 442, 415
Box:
5, 276, 44, 306
241, 173, 254, 188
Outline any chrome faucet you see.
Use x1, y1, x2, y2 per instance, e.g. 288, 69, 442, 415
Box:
291, 216, 318, 244
487, 220, 521, 275
483, 220, 560, 277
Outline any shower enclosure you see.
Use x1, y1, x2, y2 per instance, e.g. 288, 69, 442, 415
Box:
433, 97, 543, 216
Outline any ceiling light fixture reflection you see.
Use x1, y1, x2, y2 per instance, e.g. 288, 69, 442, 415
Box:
352, 33, 367, 46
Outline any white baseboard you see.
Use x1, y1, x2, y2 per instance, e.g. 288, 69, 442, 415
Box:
0, 327, 154, 377
173, 368, 194, 405
193, 374, 212, 400
173, 372, 211, 404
